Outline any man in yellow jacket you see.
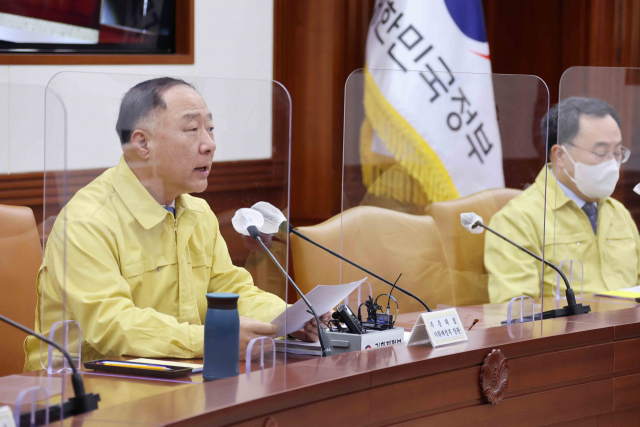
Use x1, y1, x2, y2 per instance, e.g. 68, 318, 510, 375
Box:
485, 97, 640, 303
25, 77, 325, 371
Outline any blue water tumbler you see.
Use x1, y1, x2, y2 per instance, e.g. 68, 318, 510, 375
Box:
203, 292, 240, 381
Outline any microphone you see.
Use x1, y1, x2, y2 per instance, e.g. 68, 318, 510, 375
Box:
0, 313, 100, 425
460, 212, 591, 319
232, 209, 334, 357
250, 202, 432, 313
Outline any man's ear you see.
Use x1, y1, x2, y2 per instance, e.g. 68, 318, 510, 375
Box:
130, 130, 150, 159
551, 144, 564, 168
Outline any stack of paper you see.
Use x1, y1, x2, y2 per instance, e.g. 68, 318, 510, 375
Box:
275, 339, 322, 356
595, 285, 640, 301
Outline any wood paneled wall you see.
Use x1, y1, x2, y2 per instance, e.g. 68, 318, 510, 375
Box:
276, 0, 640, 226
274, 0, 376, 226
485, 0, 640, 103
4, 0, 640, 240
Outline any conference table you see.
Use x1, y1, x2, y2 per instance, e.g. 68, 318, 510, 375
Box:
3, 295, 640, 426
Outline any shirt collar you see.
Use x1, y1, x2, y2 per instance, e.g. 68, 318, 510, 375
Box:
536, 164, 604, 211
550, 169, 588, 208
162, 200, 176, 209
112, 156, 203, 229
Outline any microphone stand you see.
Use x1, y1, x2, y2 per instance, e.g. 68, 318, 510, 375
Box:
0, 313, 100, 425
474, 221, 591, 319
247, 226, 334, 357
289, 224, 432, 312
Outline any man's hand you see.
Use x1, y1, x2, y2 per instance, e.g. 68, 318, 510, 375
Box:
289, 311, 333, 343
239, 316, 278, 361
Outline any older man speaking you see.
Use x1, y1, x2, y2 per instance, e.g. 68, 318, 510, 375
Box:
24, 77, 322, 371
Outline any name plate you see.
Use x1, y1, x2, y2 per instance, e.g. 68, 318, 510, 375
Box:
406, 308, 468, 347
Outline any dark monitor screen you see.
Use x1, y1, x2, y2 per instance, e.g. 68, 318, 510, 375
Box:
0, 0, 175, 54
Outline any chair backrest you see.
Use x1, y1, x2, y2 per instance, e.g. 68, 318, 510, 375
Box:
425, 188, 521, 304
0, 205, 42, 376
291, 205, 454, 314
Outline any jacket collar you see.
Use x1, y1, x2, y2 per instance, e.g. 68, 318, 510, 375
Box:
112, 156, 203, 230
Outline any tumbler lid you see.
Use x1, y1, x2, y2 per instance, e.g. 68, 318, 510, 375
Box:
206, 292, 239, 310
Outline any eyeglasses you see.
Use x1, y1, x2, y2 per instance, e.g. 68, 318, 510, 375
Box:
565, 142, 631, 164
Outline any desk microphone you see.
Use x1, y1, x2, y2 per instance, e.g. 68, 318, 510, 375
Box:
461, 212, 591, 318
0, 313, 100, 425
250, 202, 432, 312
232, 209, 334, 357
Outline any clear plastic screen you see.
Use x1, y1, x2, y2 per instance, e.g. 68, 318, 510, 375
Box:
38, 71, 292, 391
0, 79, 60, 424
549, 67, 640, 311
340, 69, 550, 331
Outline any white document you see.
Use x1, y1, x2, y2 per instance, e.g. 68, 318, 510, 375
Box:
619, 285, 640, 293
271, 278, 368, 337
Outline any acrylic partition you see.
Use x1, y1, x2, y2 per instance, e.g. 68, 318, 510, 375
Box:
0, 80, 61, 427
547, 67, 640, 311
37, 72, 292, 403
339, 68, 550, 330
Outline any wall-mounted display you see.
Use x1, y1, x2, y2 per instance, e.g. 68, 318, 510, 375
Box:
0, 0, 175, 54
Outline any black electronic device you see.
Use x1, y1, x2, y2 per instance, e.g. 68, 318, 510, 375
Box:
334, 304, 365, 335
84, 360, 193, 378
0, 313, 100, 426
468, 216, 591, 319
359, 295, 397, 331
327, 315, 348, 333
0, 0, 177, 54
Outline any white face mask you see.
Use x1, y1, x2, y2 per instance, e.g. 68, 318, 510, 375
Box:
561, 146, 620, 200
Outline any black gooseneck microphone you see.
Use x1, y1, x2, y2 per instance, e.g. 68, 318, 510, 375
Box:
244, 224, 334, 357
289, 224, 433, 313
470, 219, 591, 318
0, 313, 100, 425
248, 202, 431, 312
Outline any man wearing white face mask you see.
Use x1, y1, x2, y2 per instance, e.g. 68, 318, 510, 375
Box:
485, 97, 640, 303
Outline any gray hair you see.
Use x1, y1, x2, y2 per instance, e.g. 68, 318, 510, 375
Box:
541, 97, 622, 155
115, 77, 196, 144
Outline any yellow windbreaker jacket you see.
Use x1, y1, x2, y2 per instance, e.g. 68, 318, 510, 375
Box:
24, 157, 286, 371
485, 165, 640, 303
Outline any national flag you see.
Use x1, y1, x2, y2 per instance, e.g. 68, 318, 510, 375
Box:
360, 0, 504, 207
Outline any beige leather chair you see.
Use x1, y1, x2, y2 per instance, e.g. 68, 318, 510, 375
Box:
291, 206, 454, 314
425, 188, 522, 305
0, 205, 42, 376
